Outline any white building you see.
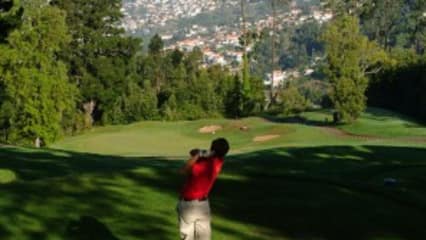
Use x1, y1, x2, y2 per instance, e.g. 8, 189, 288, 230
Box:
265, 70, 286, 88
264, 70, 300, 87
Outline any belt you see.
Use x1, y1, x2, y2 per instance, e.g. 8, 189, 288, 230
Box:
181, 196, 208, 202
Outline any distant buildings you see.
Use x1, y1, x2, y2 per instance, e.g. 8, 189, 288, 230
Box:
265, 70, 286, 88
312, 10, 333, 23
121, 0, 220, 34
265, 70, 301, 87
121, 1, 332, 86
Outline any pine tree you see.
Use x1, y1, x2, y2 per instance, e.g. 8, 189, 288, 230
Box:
226, 75, 244, 118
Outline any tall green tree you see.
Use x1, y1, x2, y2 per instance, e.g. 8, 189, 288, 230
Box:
244, 76, 265, 115
321, 15, 387, 122
226, 75, 244, 118
0, 1, 77, 145
51, 0, 141, 125
147, 34, 166, 92
269, 0, 290, 103
209, 65, 234, 114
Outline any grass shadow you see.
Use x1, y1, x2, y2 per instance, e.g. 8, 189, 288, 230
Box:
66, 216, 120, 240
214, 145, 426, 240
1, 145, 426, 239
261, 114, 337, 127
0, 147, 180, 240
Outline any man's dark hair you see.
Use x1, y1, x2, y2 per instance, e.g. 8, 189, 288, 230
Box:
210, 138, 229, 158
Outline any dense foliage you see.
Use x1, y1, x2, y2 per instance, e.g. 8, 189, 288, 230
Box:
0, 0, 76, 145
368, 50, 426, 123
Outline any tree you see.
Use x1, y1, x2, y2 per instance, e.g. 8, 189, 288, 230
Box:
140, 80, 159, 120
147, 34, 166, 92
397, 0, 426, 53
243, 75, 265, 115
269, 0, 290, 104
209, 65, 234, 114
102, 79, 157, 123
0, 0, 23, 42
197, 69, 218, 115
321, 0, 373, 17
170, 48, 184, 67
321, 15, 387, 122
324, 0, 425, 53
51, 0, 141, 125
410, 0, 426, 54
0, 2, 77, 145
279, 84, 309, 116
239, 0, 252, 100
361, 0, 404, 50
225, 75, 244, 118
292, 21, 323, 59
148, 33, 164, 56
236, 1, 268, 114
184, 47, 203, 75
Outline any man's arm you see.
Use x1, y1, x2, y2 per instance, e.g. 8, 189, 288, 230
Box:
179, 154, 199, 175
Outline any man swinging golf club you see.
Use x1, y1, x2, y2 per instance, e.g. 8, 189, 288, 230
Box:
177, 138, 230, 240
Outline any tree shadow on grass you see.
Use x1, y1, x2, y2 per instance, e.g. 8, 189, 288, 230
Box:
66, 216, 119, 240
262, 109, 426, 129
261, 114, 338, 127
0, 147, 181, 240
1, 145, 426, 239
213, 145, 426, 240
361, 108, 425, 124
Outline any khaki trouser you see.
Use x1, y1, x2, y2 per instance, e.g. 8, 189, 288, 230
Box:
177, 199, 211, 240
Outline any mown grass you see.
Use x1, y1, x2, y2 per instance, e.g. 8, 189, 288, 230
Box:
52, 109, 426, 156
301, 108, 426, 138
1, 109, 426, 240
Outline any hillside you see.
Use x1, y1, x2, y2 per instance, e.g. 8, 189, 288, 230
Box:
121, 0, 321, 41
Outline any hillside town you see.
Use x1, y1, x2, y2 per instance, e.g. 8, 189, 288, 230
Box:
121, 0, 232, 33
121, 0, 332, 86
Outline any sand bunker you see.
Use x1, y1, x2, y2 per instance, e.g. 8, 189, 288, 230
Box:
253, 134, 280, 142
199, 125, 222, 134
239, 126, 249, 131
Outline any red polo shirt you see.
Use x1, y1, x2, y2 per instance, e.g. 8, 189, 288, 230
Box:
181, 156, 224, 200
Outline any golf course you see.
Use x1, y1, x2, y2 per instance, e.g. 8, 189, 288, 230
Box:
1, 108, 426, 240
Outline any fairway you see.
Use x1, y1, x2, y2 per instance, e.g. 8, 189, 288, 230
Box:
1, 109, 426, 240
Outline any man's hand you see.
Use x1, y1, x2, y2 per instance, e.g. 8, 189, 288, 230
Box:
189, 149, 200, 157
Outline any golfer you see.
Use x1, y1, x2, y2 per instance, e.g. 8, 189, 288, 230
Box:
177, 138, 230, 240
